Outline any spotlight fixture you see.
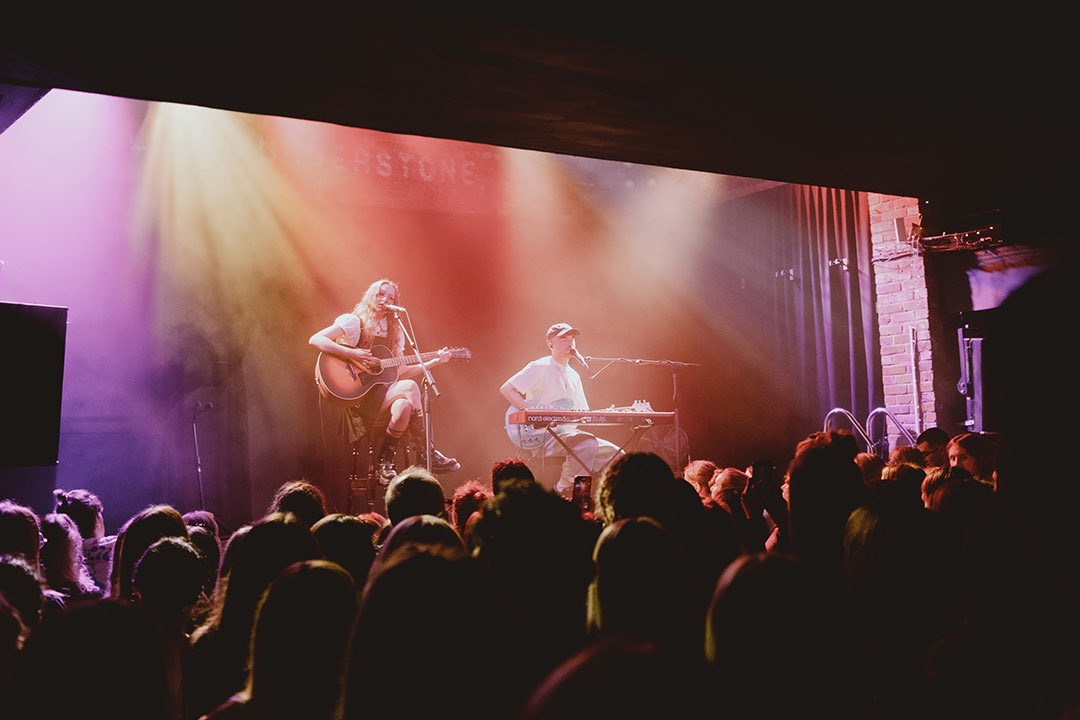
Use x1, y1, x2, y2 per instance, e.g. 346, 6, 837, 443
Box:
917, 226, 1001, 253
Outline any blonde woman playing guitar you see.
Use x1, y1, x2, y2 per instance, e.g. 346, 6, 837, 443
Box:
309, 278, 461, 482
499, 322, 622, 497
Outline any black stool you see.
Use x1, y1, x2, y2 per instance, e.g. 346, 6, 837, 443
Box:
346, 421, 415, 515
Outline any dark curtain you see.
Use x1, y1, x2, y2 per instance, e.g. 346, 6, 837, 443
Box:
700, 184, 882, 462
776, 185, 882, 445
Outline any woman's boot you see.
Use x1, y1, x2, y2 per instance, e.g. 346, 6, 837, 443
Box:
408, 413, 461, 474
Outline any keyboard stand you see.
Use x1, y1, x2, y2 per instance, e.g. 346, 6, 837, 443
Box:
543, 420, 655, 480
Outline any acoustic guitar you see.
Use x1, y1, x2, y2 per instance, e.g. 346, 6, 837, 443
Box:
504, 398, 576, 451
316, 344, 471, 402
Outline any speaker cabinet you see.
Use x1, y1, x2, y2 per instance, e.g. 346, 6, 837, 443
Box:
0, 302, 67, 466
956, 309, 1000, 433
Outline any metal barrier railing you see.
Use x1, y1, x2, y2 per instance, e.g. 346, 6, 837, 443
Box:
865, 407, 917, 455
823, 406, 917, 458
822, 407, 874, 451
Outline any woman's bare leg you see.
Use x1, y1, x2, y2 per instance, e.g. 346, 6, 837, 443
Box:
380, 379, 420, 435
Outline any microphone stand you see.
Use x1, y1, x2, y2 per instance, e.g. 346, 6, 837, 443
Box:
391, 310, 439, 474
192, 402, 213, 509
583, 356, 699, 470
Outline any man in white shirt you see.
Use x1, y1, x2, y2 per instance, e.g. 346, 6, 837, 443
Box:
500, 322, 621, 495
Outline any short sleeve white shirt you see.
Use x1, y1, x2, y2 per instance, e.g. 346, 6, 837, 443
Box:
505, 356, 588, 410
334, 313, 362, 347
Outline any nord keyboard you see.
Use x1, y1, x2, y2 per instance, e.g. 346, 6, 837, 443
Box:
507, 408, 674, 426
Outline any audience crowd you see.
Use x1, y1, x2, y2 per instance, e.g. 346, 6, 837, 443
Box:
2, 416, 1074, 719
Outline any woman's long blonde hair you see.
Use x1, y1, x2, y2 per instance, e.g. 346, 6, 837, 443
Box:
351, 278, 401, 352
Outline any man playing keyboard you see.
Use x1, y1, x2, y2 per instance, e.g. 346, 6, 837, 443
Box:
500, 322, 622, 496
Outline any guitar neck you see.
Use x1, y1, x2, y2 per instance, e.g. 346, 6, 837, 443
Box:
381, 351, 442, 369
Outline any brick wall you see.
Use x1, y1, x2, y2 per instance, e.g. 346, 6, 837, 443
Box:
868, 193, 930, 449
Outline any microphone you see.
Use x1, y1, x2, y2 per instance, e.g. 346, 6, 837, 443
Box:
384, 303, 407, 313
573, 349, 590, 371
194, 401, 214, 416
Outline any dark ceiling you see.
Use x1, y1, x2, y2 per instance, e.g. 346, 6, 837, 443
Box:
2, 7, 1075, 244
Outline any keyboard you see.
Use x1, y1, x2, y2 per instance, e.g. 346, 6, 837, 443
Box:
507, 408, 674, 426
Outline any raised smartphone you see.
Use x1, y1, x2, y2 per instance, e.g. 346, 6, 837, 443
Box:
572, 475, 593, 513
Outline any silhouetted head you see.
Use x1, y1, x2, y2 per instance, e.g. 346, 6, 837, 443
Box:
450, 479, 493, 539
596, 452, 680, 527
0, 501, 42, 567
384, 466, 446, 525
682, 459, 718, 499
311, 513, 379, 591
491, 458, 536, 494
916, 427, 950, 468
266, 480, 328, 529
111, 504, 188, 601
52, 489, 104, 539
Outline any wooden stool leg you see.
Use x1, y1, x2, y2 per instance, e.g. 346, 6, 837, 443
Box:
367, 438, 379, 513
346, 442, 362, 515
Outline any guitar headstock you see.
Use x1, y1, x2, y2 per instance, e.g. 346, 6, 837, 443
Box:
447, 346, 472, 361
